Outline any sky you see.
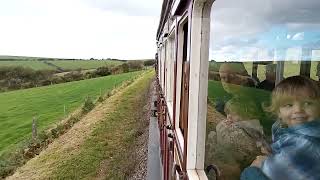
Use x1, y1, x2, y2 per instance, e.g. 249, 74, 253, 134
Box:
209, 0, 320, 61
0, 0, 162, 59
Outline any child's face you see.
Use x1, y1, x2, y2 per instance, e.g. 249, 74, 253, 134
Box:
278, 97, 320, 127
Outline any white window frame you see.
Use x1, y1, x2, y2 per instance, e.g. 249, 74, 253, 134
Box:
166, 27, 176, 120
175, 12, 189, 157
161, 42, 166, 90
186, 0, 214, 179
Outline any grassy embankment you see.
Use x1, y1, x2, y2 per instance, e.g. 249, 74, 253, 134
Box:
50, 70, 154, 179
7, 70, 154, 180
0, 71, 142, 156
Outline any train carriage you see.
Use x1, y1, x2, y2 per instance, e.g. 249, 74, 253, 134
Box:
154, 0, 320, 179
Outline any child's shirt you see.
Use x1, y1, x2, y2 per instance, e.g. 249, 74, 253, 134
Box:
260, 119, 320, 180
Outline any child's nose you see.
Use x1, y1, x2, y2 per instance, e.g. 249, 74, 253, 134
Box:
293, 104, 304, 112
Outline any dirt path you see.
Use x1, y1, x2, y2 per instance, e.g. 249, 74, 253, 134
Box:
7, 72, 151, 180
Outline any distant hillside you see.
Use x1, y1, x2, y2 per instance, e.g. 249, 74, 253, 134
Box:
0, 55, 43, 60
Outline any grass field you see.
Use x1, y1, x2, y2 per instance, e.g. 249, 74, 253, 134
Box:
0, 61, 55, 70
0, 60, 124, 71
50, 60, 123, 70
0, 71, 143, 155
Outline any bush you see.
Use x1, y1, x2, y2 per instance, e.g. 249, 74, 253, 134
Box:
143, 59, 155, 66
121, 63, 129, 73
39, 79, 52, 86
96, 66, 111, 76
63, 71, 83, 82
0, 66, 56, 91
97, 96, 104, 102
69, 115, 80, 124
50, 76, 64, 84
128, 61, 144, 71
85, 72, 96, 79
82, 96, 95, 113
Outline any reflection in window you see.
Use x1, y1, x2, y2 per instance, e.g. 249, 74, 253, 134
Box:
205, 0, 320, 179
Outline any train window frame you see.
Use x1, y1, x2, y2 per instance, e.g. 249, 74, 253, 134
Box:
160, 42, 166, 90
175, 12, 188, 157
204, 1, 320, 180
186, 0, 214, 178
166, 28, 176, 120
164, 40, 168, 99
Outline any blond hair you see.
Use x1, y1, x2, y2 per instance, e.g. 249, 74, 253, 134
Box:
267, 76, 320, 115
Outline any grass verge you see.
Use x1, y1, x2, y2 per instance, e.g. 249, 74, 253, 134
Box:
50, 70, 154, 179
0, 71, 144, 179
6, 70, 154, 180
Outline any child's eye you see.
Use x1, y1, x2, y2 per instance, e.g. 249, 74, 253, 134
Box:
283, 104, 293, 108
304, 101, 313, 106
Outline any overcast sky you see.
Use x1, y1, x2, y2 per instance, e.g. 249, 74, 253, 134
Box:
210, 0, 320, 61
0, 0, 162, 59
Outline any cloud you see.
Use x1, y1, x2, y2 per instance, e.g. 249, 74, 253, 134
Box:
0, 0, 161, 59
287, 34, 291, 39
292, 32, 304, 40
210, 0, 320, 61
84, 0, 162, 17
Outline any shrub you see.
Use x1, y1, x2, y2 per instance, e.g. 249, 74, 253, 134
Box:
51, 128, 59, 138
82, 96, 95, 113
0, 66, 56, 90
50, 76, 64, 84
143, 59, 155, 66
121, 63, 129, 73
128, 61, 144, 71
69, 115, 80, 124
96, 66, 111, 76
63, 71, 83, 82
97, 96, 104, 102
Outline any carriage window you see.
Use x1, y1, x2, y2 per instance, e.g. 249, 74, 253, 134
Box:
167, 33, 175, 104
205, 0, 320, 179
179, 22, 189, 136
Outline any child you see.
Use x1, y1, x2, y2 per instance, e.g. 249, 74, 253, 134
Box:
241, 75, 320, 180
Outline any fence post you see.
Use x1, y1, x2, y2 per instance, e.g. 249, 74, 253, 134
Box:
32, 116, 37, 141
64, 104, 66, 117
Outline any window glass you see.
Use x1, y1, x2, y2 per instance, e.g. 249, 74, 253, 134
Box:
311, 50, 320, 80
205, 0, 320, 179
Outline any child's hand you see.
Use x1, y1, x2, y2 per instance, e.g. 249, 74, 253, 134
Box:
250, 155, 267, 168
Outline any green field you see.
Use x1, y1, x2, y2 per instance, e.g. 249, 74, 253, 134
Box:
0, 60, 124, 71
50, 60, 123, 70
0, 71, 142, 155
0, 61, 54, 70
